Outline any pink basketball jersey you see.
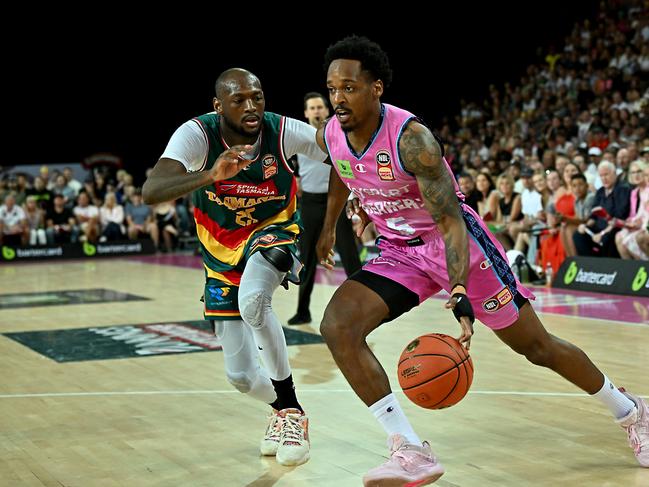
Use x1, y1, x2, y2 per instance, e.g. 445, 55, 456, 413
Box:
324, 103, 461, 243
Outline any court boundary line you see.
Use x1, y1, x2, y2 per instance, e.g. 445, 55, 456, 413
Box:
0, 390, 646, 399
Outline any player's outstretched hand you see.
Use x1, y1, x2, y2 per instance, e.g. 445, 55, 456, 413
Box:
209, 145, 254, 181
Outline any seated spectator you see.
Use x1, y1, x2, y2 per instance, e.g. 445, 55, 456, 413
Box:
585, 147, 603, 190
82, 179, 97, 204
26, 176, 53, 212
99, 192, 125, 242
616, 161, 649, 259
559, 174, 595, 257
616, 148, 632, 183
121, 184, 136, 206
125, 189, 159, 248
175, 196, 192, 236
51, 174, 77, 209
574, 160, 631, 257
489, 174, 522, 250
13, 174, 29, 206
534, 168, 573, 273
532, 171, 552, 208
94, 173, 107, 202
0, 194, 28, 245
562, 162, 581, 188
23, 196, 46, 246
73, 192, 100, 243
457, 172, 480, 213
475, 172, 497, 219
116, 173, 135, 204
510, 166, 542, 246
516, 171, 553, 266
114, 169, 128, 196
46, 194, 77, 244
39, 165, 52, 190
63, 167, 83, 197
154, 201, 178, 252
626, 159, 645, 188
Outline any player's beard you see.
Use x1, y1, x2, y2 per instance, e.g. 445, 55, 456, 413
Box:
223, 115, 261, 139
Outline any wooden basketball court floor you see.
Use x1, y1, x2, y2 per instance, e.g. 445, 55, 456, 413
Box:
1, 255, 648, 487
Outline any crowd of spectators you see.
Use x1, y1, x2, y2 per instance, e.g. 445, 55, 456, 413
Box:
2, 2, 648, 275
0, 165, 193, 252
442, 0, 649, 274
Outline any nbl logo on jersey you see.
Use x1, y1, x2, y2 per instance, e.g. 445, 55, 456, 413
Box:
262, 154, 278, 180
376, 150, 395, 181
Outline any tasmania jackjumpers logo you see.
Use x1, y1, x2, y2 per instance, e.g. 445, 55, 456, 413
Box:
262, 154, 278, 179
376, 150, 395, 181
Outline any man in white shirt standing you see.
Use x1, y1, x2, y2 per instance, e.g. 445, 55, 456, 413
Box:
288, 92, 362, 326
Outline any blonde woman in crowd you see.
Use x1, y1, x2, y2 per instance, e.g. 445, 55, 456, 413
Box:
23, 195, 46, 245
616, 160, 649, 260
99, 192, 125, 242
153, 201, 178, 252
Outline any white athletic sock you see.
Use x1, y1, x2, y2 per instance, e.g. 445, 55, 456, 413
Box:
214, 320, 277, 404
592, 375, 636, 420
369, 393, 421, 445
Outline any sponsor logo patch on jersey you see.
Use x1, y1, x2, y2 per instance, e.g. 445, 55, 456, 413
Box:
207, 286, 230, 301
480, 259, 493, 270
216, 180, 279, 196
354, 163, 367, 173
336, 160, 355, 179
376, 150, 395, 181
262, 154, 278, 179
370, 256, 397, 266
258, 234, 277, 244
482, 287, 513, 313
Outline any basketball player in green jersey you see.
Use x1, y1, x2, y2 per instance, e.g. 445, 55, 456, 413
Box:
143, 68, 327, 466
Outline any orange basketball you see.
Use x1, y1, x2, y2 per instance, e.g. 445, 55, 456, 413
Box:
398, 333, 474, 409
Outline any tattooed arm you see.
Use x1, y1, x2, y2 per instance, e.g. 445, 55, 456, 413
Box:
400, 121, 474, 346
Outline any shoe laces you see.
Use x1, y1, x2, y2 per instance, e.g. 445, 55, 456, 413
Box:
281, 413, 305, 445
390, 443, 432, 471
265, 414, 282, 441
626, 426, 641, 455
625, 415, 648, 455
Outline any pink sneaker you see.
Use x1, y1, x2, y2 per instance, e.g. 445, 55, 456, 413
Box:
617, 389, 649, 467
363, 434, 444, 487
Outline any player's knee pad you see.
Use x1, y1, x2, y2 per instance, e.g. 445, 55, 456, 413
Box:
239, 290, 271, 329
260, 246, 292, 273
225, 371, 253, 393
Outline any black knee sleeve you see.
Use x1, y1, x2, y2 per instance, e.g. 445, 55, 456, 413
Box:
260, 246, 292, 273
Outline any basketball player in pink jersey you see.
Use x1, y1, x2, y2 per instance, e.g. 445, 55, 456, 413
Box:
315, 36, 648, 486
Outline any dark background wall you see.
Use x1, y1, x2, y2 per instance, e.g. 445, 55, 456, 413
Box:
4, 4, 598, 181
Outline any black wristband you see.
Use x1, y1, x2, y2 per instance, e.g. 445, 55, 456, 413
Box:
451, 292, 475, 324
